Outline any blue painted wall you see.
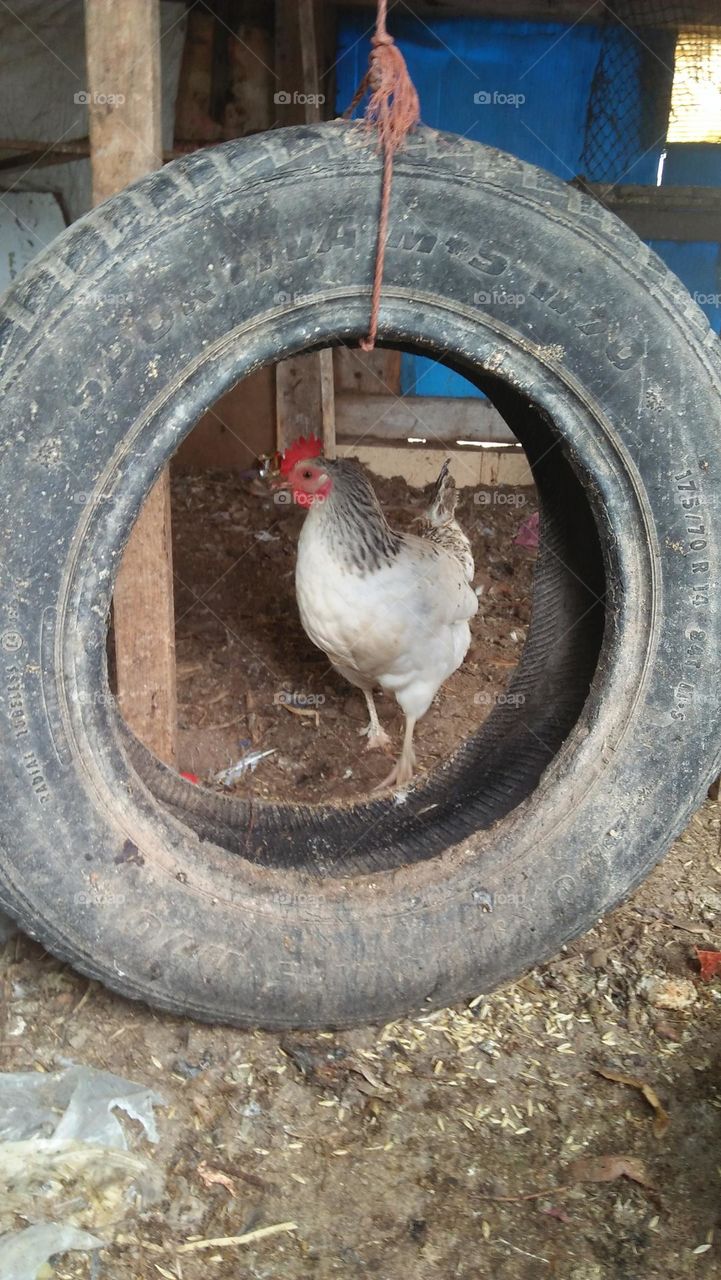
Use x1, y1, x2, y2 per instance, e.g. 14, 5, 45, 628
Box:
335, 11, 720, 395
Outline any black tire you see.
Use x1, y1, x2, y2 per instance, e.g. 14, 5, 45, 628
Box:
0, 122, 719, 1028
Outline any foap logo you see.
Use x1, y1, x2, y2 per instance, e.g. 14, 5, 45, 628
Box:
274, 290, 314, 306
273, 489, 327, 508
473, 691, 526, 708
84, 290, 136, 308
694, 291, 721, 307
474, 89, 525, 108
474, 289, 525, 307
274, 90, 326, 107
74, 89, 126, 106
73, 491, 114, 506
273, 690, 326, 709
474, 489, 527, 507
71, 689, 118, 707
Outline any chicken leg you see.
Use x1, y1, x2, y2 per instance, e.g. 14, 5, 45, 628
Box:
358, 689, 391, 750
374, 716, 417, 791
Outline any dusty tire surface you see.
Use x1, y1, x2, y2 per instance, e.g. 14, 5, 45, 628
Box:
0, 122, 719, 1028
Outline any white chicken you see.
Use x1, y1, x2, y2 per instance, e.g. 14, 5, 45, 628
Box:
279, 437, 477, 789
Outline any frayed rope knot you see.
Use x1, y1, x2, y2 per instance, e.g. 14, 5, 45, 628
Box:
348, 2, 420, 351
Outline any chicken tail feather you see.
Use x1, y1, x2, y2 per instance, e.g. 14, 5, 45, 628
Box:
426, 458, 458, 526
419, 459, 474, 582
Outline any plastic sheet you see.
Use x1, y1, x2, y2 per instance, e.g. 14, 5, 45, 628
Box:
0, 1064, 164, 1146
0, 1066, 166, 1275
0, 1224, 103, 1280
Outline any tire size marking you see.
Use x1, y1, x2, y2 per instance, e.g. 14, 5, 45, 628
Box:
673, 465, 711, 609
21, 750, 50, 805
530, 281, 644, 370
670, 464, 713, 721
4, 663, 29, 741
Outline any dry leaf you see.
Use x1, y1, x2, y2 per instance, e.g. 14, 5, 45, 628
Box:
281, 703, 319, 727
348, 1062, 391, 1094
197, 1160, 236, 1196
696, 948, 721, 981
565, 1154, 654, 1190
595, 1067, 670, 1137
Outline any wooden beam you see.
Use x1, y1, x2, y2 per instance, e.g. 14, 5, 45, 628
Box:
334, 0, 720, 23
275, 0, 336, 460
335, 0, 607, 22
583, 183, 721, 243
335, 392, 516, 446
334, 347, 402, 396
86, 0, 178, 766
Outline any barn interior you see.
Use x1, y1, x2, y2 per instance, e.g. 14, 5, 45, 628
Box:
1, 3, 721, 1277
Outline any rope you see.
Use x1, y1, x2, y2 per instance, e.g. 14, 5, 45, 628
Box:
346, 0, 421, 351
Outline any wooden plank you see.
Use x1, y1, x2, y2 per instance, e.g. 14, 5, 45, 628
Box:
334, 0, 720, 24
334, 347, 402, 396
275, 0, 336, 460
175, 1, 277, 473
319, 349, 337, 459
350, 445, 532, 489
335, 0, 607, 21
335, 392, 516, 446
174, 7, 223, 145
86, 0, 177, 766
111, 474, 177, 762
583, 183, 721, 243
276, 352, 329, 451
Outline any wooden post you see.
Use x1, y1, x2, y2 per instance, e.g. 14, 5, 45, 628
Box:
275, 0, 336, 459
86, 0, 178, 765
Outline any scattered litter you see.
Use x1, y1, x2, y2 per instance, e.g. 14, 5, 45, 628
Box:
0, 1141, 164, 1229
0, 1065, 164, 1146
177, 1222, 298, 1253
180, 770, 200, 784
280, 702, 320, 727
348, 1061, 391, 1097
595, 1066, 670, 1137
0, 1224, 104, 1280
254, 529, 280, 542
514, 510, 539, 550
695, 947, 721, 981
638, 976, 698, 1010
213, 749, 277, 787
564, 1154, 654, 1191
497, 1237, 549, 1266
0, 1067, 165, 1239
196, 1161, 236, 1197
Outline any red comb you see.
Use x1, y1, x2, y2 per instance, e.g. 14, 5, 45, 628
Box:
279, 434, 323, 476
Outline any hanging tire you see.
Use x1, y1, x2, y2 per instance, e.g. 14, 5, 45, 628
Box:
0, 122, 719, 1028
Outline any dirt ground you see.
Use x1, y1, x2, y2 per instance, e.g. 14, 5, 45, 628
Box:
169, 464, 535, 799
3, 465, 721, 1278
2, 805, 720, 1279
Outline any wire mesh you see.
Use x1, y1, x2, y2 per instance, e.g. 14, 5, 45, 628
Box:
581, 2, 721, 183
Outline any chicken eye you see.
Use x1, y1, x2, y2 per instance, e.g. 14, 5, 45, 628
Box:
302, 469, 313, 479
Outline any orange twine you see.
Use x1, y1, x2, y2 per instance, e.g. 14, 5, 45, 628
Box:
346, 0, 421, 351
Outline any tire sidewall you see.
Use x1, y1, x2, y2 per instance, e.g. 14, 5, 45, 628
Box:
0, 123, 719, 1026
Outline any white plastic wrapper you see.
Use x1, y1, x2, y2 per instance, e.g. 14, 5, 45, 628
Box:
0, 1224, 103, 1280
0, 1065, 166, 1275
0, 1064, 164, 1146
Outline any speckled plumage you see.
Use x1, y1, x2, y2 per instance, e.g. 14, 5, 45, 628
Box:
291, 455, 477, 790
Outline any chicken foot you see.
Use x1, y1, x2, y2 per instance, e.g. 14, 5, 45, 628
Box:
358, 689, 391, 750
374, 716, 417, 791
